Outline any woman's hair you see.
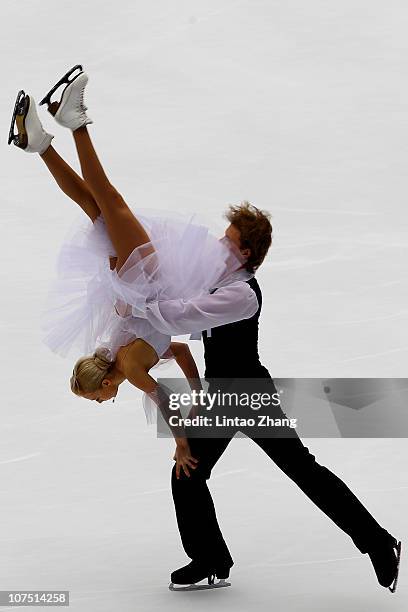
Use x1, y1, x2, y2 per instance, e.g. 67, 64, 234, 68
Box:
225, 200, 273, 272
70, 346, 113, 395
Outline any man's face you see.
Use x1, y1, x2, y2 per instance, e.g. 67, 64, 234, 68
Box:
224, 223, 242, 248
223, 224, 251, 260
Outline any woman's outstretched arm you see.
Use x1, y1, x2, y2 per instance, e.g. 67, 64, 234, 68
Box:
125, 366, 198, 478
170, 342, 202, 393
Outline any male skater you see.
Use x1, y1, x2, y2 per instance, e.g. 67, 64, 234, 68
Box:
168, 202, 401, 592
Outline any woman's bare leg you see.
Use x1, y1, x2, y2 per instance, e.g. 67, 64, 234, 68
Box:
72, 126, 152, 271
40, 145, 100, 222
40, 145, 118, 270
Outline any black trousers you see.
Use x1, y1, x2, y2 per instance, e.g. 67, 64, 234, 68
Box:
171, 377, 394, 568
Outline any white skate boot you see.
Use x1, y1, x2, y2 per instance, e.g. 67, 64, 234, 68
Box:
8, 91, 54, 154
41, 67, 93, 131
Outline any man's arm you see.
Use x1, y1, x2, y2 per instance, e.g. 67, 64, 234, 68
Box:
140, 281, 258, 336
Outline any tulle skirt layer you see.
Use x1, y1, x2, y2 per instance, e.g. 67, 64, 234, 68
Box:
41, 207, 244, 361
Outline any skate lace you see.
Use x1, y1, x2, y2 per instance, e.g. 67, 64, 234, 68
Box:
77, 87, 88, 114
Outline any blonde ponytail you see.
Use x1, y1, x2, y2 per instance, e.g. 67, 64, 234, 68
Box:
70, 346, 114, 395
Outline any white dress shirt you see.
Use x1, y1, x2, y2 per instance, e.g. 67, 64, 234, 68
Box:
137, 269, 258, 338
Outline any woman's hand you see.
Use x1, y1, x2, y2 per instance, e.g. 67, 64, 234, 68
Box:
173, 439, 199, 479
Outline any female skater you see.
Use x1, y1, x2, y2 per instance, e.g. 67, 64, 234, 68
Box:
8, 65, 257, 476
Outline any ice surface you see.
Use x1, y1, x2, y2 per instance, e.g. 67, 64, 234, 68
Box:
0, 0, 407, 610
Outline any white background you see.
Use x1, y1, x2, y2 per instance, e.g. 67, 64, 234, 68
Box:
0, 1, 407, 610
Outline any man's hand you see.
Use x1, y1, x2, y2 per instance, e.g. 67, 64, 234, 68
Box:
173, 439, 199, 479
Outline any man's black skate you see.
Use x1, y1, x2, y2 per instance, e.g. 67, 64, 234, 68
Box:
7, 90, 29, 147
39, 64, 83, 108
367, 537, 402, 593
169, 560, 231, 591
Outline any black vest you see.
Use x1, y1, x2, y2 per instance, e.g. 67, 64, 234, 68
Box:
202, 277, 270, 379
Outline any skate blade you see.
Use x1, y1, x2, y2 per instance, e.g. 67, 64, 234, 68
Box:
388, 540, 402, 593
39, 64, 83, 107
8, 90, 29, 148
169, 579, 231, 591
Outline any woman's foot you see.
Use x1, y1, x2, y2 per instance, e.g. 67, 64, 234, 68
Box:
8, 91, 54, 154
43, 70, 93, 131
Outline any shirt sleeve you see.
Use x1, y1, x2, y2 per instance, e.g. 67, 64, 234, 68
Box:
141, 281, 259, 336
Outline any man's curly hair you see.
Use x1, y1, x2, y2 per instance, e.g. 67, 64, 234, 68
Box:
225, 201, 272, 272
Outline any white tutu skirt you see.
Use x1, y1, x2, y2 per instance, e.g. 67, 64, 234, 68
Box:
41, 207, 244, 362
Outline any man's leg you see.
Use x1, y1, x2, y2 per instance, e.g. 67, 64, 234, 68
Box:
247, 426, 394, 554
232, 374, 395, 554
171, 434, 234, 568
